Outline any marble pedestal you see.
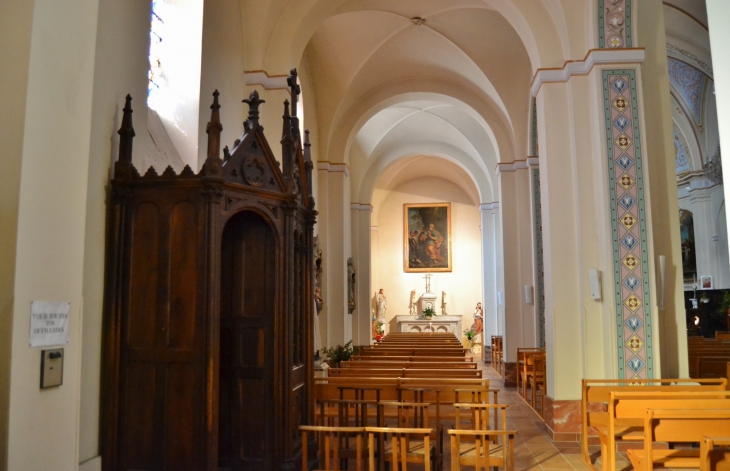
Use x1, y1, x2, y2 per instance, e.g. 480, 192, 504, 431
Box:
395, 315, 462, 335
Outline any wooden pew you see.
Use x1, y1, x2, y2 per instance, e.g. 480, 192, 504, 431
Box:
327, 368, 482, 379
516, 348, 544, 393
580, 378, 728, 466
698, 356, 730, 379
627, 409, 730, 471
350, 355, 473, 363
315, 377, 494, 408
340, 360, 477, 369
688, 338, 730, 377
597, 391, 730, 471
700, 436, 730, 471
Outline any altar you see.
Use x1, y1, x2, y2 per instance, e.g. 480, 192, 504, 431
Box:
395, 315, 463, 335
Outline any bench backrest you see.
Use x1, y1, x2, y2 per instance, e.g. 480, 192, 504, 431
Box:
314, 377, 489, 405
609, 391, 730, 428
645, 409, 730, 443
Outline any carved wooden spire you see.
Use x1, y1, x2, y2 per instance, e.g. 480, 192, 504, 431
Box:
118, 94, 135, 164
304, 129, 314, 201
206, 90, 223, 161
243, 90, 265, 129
287, 68, 300, 118
281, 99, 295, 178
201, 90, 224, 177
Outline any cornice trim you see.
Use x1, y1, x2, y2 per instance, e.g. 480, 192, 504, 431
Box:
350, 203, 373, 212
496, 157, 539, 175
244, 70, 289, 90
317, 161, 350, 177
531, 48, 645, 97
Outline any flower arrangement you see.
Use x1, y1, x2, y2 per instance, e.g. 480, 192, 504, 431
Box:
321, 340, 354, 366
464, 328, 476, 341
422, 306, 435, 318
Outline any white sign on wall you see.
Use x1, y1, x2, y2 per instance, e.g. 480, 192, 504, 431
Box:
29, 301, 70, 347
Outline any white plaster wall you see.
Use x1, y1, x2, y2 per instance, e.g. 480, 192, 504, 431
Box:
372, 177, 482, 335
706, 1, 730, 272
8, 0, 100, 469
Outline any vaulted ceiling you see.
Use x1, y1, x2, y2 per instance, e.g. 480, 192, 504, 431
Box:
241, 0, 582, 203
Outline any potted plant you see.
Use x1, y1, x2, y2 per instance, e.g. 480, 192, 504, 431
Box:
422, 306, 435, 319
321, 340, 354, 367
375, 321, 385, 341
464, 328, 476, 347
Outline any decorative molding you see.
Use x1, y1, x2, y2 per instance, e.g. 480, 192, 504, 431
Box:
479, 202, 500, 211
350, 203, 373, 212
317, 161, 350, 177
666, 43, 713, 78
531, 48, 645, 97
602, 70, 653, 379
599, 0, 632, 49
244, 70, 289, 90
496, 157, 539, 175
531, 97, 539, 156
533, 168, 545, 348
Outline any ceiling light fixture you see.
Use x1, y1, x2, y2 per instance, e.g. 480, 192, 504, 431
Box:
411, 17, 425, 25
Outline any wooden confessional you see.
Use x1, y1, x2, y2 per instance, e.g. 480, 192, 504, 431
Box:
102, 70, 316, 471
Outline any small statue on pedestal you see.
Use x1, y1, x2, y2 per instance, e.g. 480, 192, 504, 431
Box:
441, 290, 447, 315
409, 289, 417, 316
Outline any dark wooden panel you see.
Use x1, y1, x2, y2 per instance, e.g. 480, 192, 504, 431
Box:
120, 363, 156, 470
165, 363, 200, 470
168, 201, 199, 349
128, 203, 160, 350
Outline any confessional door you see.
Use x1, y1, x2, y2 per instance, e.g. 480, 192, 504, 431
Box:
219, 211, 276, 470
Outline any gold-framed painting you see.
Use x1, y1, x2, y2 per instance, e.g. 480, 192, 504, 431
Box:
404, 203, 452, 272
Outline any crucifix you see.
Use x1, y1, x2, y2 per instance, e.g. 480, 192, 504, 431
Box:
287, 68, 301, 117
423, 272, 432, 294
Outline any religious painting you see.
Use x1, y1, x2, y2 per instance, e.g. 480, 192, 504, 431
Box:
404, 203, 452, 272
679, 209, 697, 283
700, 276, 713, 290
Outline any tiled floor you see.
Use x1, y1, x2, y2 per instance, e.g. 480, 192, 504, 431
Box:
472, 354, 596, 471
474, 355, 691, 471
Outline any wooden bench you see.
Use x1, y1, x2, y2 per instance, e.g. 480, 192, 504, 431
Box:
698, 356, 730, 380
580, 378, 728, 466
597, 391, 730, 471
315, 377, 495, 407
700, 436, 730, 471
327, 368, 482, 379
340, 360, 477, 369
350, 355, 473, 363
627, 409, 730, 471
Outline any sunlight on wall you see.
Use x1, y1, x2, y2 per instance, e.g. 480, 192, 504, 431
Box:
147, 0, 203, 167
